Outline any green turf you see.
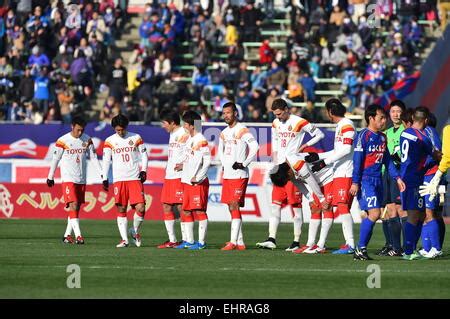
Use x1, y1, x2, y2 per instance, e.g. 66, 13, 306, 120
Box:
0, 219, 449, 298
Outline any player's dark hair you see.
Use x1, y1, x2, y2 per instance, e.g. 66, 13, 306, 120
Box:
401, 108, 414, 125
71, 116, 87, 127
365, 104, 385, 124
270, 163, 290, 187
427, 111, 437, 128
159, 109, 181, 125
222, 102, 238, 112
413, 105, 430, 122
325, 98, 346, 117
111, 114, 129, 128
182, 110, 202, 126
271, 98, 289, 111
389, 99, 406, 112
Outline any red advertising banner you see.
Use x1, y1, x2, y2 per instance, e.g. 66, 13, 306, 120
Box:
0, 183, 164, 220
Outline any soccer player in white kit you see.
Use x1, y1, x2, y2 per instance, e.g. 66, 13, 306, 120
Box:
175, 110, 211, 250
102, 114, 148, 248
257, 98, 325, 251
218, 102, 259, 251
305, 98, 357, 254
47, 117, 103, 244
158, 110, 190, 248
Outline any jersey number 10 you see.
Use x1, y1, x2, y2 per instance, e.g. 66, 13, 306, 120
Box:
121, 154, 130, 162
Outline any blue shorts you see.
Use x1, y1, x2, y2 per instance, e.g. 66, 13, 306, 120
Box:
400, 186, 425, 211
358, 176, 384, 211
382, 170, 401, 206
424, 174, 439, 210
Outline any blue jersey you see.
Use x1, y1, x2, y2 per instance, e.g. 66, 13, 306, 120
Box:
399, 127, 434, 187
352, 128, 398, 184
424, 126, 442, 176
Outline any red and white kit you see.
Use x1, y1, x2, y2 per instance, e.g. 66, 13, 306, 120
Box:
219, 123, 259, 206
102, 132, 148, 206
181, 132, 211, 212
161, 127, 190, 204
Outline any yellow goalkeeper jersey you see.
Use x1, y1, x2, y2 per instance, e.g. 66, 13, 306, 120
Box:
438, 124, 450, 173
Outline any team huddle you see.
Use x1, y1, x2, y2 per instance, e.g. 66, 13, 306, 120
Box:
46, 97, 448, 259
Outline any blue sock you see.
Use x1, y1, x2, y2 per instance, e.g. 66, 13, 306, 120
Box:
414, 221, 423, 251
403, 222, 417, 255
437, 218, 446, 248
358, 218, 375, 249
388, 217, 402, 250
400, 216, 408, 247
382, 219, 391, 247
421, 223, 432, 252
428, 220, 441, 251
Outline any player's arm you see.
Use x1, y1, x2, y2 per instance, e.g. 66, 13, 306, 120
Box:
102, 141, 113, 191
271, 124, 279, 164
321, 127, 355, 164
137, 137, 148, 183
241, 131, 259, 168
47, 140, 65, 187
194, 140, 211, 183
299, 123, 325, 151
349, 131, 365, 196
87, 138, 103, 179
218, 132, 225, 165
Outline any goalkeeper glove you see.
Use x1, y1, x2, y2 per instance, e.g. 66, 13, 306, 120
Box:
102, 180, 109, 191
232, 162, 245, 170
419, 170, 443, 201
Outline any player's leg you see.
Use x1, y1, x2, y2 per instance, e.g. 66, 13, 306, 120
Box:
385, 205, 403, 256
377, 172, 392, 255
296, 200, 321, 254
315, 183, 334, 253
221, 179, 247, 250
256, 184, 286, 249
158, 203, 179, 248
68, 202, 84, 244
62, 182, 85, 244
113, 181, 129, 247
222, 201, 241, 250
176, 204, 187, 243
420, 184, 443, 258
286, 182, 303, 251
188, 179, 209, 250
354, 178, 383, 260
332, 177, 355, 251
159, 179, 179, 247
176, 182, 195, 248
401, 187, 426, 260
127, 180, 146, 247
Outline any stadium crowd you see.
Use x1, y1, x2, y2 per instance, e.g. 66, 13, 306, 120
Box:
0, 0, 447, 124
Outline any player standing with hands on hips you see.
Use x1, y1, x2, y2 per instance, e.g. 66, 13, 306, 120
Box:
47, 117, 103, 244
102, 114, 148, 248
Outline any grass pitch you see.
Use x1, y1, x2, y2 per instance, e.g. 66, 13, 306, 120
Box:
0, 219, 449, 299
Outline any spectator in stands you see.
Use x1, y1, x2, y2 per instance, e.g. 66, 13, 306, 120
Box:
349, 0, 368, 24
355, 86, 375, 114
6, 101, 25, 122
248, 88, 266, 116
192, 39, 210, 67
259, 39, 274, 65
154, 52, 171, 78
301, 100, 325, 123
265, 88, 281, 115
139, 13, 152, 49
266, 61, 286, 92
234, 61, 250, 92
57, 84, 74, 124
107, 57, 128, 102
241, 0, 262, 42
192, 65, 211, 99
28, 45, 50, 69
86, 11, 107, 43
33, 66, 50, 115
364, 59, 385, 90
299, 70, 316, 102
329, 5, 347, 28
18, 66, 35, 103
438, 0, 450, 31
342, 66, 363, 112
287, 68, 307, 103
225, 22, 238, 46
100, 95, 117, 122
250, 65, 267, 91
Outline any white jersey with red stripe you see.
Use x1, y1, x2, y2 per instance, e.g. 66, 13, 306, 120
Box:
166, 127, 190, 180
47, 132, 102, 184
102, 132, 148, 183
319, 117, 356, 178
219, 122, 259, 179
272, 114, 324, 165
181, 132, 211, 185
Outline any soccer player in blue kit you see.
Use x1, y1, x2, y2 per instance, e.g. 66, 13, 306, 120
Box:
350, 104, 405, 260
399, 106, 441, 260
